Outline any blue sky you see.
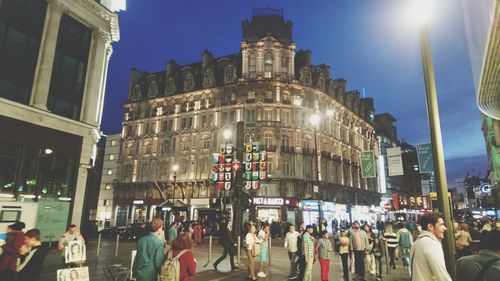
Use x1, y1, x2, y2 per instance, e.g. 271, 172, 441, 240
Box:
101, 0, 488, 186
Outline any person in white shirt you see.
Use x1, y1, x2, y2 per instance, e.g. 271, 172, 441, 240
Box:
245, 224, 261, 281
410, 212, 452, 281
284, 224, 300, 278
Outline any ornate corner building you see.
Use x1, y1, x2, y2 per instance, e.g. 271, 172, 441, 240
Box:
114, 10, 380, 224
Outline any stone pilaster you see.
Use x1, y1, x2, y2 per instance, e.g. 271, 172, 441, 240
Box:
30, 0, 64, 110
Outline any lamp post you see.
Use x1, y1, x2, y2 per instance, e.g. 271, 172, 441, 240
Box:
171, 164, 178, 203
309, 113, 322, 232
222, 128, 233, 212
409, 0, 456, 276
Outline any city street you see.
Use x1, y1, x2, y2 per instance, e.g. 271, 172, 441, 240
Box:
40, 237, 410, 281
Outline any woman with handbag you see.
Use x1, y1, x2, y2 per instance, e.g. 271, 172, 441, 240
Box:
245, 224, 261, 280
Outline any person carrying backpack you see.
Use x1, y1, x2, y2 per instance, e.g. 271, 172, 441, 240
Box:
456, 229, 500, 281
397, 223, 413, 268
160, 232, 196, 281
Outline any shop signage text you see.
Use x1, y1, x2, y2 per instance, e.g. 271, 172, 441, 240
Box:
253, 197, 284, 206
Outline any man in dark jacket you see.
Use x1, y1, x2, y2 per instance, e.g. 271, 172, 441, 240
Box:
213, 220, 238, 271
16, 229, 49, 281
456, 229, 500, 281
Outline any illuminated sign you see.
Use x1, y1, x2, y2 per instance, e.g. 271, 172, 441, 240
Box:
133, 200, 144, 205
253, 197, 284, 206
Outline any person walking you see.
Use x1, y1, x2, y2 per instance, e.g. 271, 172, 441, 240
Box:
168, 222, 178, 244
193, 223, 202, 245
396, 223, 413, 268
295, 222, 306, 281
410, 212, 452, 281
245, 224, 261, 281
133, 218, 165, 281
16, 229, 49, 281
364, 224, 376, 276
163, 232, 196, 281
57, 224, 85, 267
338, 230, 350, 280
455, 223, 473, 259
372, 237, 383, 280
317, 230, 333, 281
213, 220, 237, 272
383, 224, 398, 269
257, 224, 270, 278
349, 221, 369, 281
456, 229, 500, 281
284, 224, 299, 279
302, 225, 316, 281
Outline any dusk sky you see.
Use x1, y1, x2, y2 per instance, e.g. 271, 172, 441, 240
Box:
101, 0, 488, 186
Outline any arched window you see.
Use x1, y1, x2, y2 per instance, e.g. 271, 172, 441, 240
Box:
180, 137, 189, 151
281, 91, 290, 104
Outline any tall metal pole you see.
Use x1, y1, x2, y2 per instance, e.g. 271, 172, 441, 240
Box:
418, 24, 456, 278
313, 125, 322, 232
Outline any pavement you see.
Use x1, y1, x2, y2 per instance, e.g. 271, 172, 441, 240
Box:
39, 237, 411, 281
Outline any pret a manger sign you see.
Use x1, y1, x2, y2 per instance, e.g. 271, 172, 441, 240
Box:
253, 197, 284, 206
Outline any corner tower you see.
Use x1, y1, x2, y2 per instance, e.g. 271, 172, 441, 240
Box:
241, 8, 296, 80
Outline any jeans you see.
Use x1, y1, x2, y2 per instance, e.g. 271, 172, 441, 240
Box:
401, 247, 410, 267
340, 253, 349, 278
297, 254, 306, 281
214, 245, 236, 269
354, 250, 366, 277
288, 251, 297, 276
375, 256, 382, 276
388, 247, 396, 267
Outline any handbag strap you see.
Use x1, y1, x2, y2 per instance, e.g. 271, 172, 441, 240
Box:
474, 257, 500, 281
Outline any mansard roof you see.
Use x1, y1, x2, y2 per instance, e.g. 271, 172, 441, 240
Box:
242, 10, 293, 44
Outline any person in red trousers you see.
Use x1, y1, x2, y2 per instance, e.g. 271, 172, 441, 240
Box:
317, 230, 334, 281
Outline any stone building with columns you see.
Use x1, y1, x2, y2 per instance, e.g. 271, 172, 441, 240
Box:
0, 0, 121, 238
114, 10, 380, 225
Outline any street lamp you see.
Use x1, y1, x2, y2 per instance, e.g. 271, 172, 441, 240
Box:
408, 0, 456, 276
309, 113, 322, 231
171, 164, 179, 203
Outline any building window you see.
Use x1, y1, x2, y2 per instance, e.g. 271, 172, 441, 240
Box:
245, 109, 255, 123
107, 169, 113, 175
109, 154, 114, 160
281, 111, 290, 124
111, 140, 117, 146
103, 199, 109, 206
281, 92, 291, 104
303, 136, 312, 150
264, 132, 273, 147
180, 137, 189, 151
0, 0, 46, 105
105, 184, 112, 190
264, 52, 273, 78
281, 134, 290, 148
224, 65, 235, 83
47, 14, 92, 120
202, 136, 210, 149
282, 162, 290, 176
263, 109, 273, 121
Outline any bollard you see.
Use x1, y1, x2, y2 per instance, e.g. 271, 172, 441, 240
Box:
97, 234, 102, 256
115, 234, 120, 257
203, 236, 213, 267
268, 236, 271, 266
48, 233, 52, 249
384, 238, 390, 275
237, 235, 241, 266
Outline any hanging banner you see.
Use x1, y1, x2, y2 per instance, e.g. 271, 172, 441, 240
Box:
361, 150, 376, 178
386, 147, 404, 176
416, 143, 434, 174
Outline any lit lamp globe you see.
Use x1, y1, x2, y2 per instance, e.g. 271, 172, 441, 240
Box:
309, 114, 321, 126
223, 129, 232, 140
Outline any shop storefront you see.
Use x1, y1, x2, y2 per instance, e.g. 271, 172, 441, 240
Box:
251, 197, 299, 225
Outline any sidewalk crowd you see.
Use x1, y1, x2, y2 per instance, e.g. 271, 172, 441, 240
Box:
0, 212, 499, 281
